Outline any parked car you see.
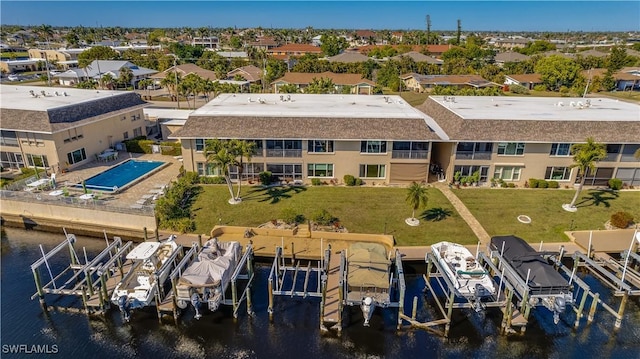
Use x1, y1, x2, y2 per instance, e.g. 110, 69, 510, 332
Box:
8, 74, 19, 81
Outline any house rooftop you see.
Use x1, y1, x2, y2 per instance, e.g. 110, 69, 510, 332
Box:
430, 96, 640, 122
191, 93, 422, 119
0, 85, 136, 112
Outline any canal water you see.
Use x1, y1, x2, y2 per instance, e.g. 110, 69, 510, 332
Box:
2, 227, 640, 358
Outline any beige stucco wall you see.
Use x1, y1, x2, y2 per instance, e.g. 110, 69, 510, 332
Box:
181, 139, 430, 185
2, 108, 145, 173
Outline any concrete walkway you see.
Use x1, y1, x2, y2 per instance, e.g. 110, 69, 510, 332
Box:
433, 182, 492, 245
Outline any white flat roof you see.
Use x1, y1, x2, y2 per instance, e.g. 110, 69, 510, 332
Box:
431, 96, 640, 122
0, 85, 133, 111
144, 108, 192, 120
191, 93, 424, 119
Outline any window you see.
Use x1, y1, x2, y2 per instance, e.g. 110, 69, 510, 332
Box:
545, 166, 571, 180
453, 165, 489, 182
26, 154, 48, 168
0, 130, 18, 147
230, 163, 265, 181
308, 163, 334, 177
133, 127, 142, 137
497, 142, 525, 156
266, 163, 303, 180
0, 151, 24, 169
195, 139, 205, 151
196, 162, 219, 176
493, 166, 521, 181
616, 168, 640, 186
621, 144, 640, 162
266, 140, 302, 157
308, 140, 334, 153
392, 141, 429, 159
603, 144, 621, 161
550, 143, 572, 156
455, 142, 493, 160
123, 131, 129, 140
359, 164, 386, 178
246, 140, 263, 156
360, 141, 387, 154
66, 148, 86, 165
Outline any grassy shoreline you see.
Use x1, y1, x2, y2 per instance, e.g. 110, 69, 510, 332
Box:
189, 185, 639, 246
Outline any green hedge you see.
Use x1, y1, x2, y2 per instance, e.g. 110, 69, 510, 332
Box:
160, 142, 182, 156
124, 136, 153, 153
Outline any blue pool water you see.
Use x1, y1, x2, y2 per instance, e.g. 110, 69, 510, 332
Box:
81, 159, 165, 192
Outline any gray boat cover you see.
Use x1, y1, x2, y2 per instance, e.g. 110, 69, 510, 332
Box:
347, 243, 390, 289
490, 235, 570, 295
178, 240, 240, 288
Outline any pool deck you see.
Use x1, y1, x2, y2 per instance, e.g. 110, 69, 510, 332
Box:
53, 152, 182, 207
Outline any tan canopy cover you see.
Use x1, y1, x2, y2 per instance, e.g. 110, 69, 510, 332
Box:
347, 243, 390, 289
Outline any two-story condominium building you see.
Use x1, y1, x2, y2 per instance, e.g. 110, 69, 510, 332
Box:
416, 96, 640, 187
0, 85, 147, 173
172, 94, 640, 187
171, 94, 445, 184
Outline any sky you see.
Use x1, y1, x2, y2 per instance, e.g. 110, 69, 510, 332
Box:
1, 1, 639, 32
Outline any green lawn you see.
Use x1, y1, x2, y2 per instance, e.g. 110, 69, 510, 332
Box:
191, 185, 477, 246
454, 188, 640, 243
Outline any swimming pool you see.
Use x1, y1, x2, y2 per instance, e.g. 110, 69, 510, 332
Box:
79, 159, 166, 192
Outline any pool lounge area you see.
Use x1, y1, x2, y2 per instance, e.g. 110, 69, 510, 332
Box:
77, 159, 167, 193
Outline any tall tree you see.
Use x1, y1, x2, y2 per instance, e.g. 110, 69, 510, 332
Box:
232, 140, 257, 200
204, 139, 241, 204
320, 34, 348, 57
564, 137, 606, 211
534, 55, 582, 91
118, 66, 134, 89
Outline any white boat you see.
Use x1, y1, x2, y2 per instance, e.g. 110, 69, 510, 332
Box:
111, 235, 179, 321
175, 238, 241, 319
430, 241, 495, 306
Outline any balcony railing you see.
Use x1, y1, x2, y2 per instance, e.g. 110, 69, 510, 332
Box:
601, 153, 620, 162
455, 151, 492, 160
265, 149, 302, 158
391, 150, 428, 159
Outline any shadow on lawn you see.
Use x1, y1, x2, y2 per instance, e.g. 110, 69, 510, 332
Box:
243, 185, 307, 204
575, 189, 619, 208
420, 207, 453, 222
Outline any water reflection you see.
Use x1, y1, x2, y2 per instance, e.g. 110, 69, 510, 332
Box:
2, 227, 640, 358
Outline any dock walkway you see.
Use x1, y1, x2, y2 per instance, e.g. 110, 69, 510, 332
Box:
322, 252, 342, 326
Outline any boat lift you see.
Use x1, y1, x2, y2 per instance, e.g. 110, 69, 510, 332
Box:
157, 241, 255, 322
30, 231, 134, 315
410, 250, 508, 337
338, 248, 406, 330
267, 246, 326, 322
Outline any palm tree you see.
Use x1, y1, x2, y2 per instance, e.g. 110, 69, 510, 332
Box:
563, 137, 606, 211
232, 140, 257, 200
100, 73, 115, 90
118, 66, 134, 89
405, 182, 428, 226
204, 139, 240, 204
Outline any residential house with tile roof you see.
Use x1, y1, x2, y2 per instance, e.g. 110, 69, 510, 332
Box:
54, 60, 157, 87
267, 43, 322, 60
271, 71, 376, 94
494, 51, 531, 66
0, 85, 147, 173
326, 51, 371, 63
400, 74, 499, 93
504, 73, 543, 90
392, 51, 444, 65
226, 65, 263, 83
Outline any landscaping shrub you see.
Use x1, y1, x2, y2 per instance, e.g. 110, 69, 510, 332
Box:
124, 136, 153, 153
259, 171, 272, 185
312, 209, 336, 226
311, 178, 322, 186
547, 180, 559, 189
281, 207, 305, 225
507, 183, 516, 188
528, 178, 539, 188
510, 84, 530, 95
610, 211, 634, 229
538, 180, 549, 189
344, 174, 356, 186
355, 178, 363, 186
608, 178, 623, 190
160, 141, 182, 156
